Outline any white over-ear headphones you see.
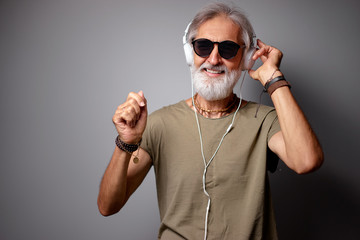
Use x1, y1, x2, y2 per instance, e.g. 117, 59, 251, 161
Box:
182, 21, 257, 70
241, 43, 257, 71
183, 22, 194, 66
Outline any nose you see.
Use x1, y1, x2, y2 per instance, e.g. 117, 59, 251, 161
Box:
207, 44, 222, 66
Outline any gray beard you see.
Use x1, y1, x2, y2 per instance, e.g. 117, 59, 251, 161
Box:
191, 63, 242, 101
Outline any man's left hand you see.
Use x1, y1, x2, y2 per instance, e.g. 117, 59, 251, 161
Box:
248, 39, 283, 86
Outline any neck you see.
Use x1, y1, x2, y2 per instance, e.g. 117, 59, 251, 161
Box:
190, 93, 240, 118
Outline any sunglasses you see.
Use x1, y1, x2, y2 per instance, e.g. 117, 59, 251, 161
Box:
192, 38, 244, 59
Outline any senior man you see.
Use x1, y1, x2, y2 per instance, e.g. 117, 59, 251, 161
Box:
97, 3, 323, 239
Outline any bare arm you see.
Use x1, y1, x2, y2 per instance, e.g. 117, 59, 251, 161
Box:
98, 147, 152, 216
268, 87, 323, 174
97, 91, 152, 216
249, 40, 324, 174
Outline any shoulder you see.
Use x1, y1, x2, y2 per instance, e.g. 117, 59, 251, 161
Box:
147, 100, 190, 127
149, 100, 189, 119
241, 102, 277, 121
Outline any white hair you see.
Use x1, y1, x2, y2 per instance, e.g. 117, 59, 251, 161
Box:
186, 2, 255, 50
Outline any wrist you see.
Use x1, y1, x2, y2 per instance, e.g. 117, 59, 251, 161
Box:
263, 74, 291, 96
267, 79, 291, 95
115, 135, 142, 154
271, 71, 283, 79
116, 131, 142, 145
260, 68, 282, 86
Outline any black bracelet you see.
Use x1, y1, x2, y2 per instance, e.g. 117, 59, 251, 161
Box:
115, 135, 141, 153
263, 76, 286, 92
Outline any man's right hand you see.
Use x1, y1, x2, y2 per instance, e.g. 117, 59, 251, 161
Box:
112, 91, 147, 145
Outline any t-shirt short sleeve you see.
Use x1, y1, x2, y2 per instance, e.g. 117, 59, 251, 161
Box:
266, 112, 281, 172
267, 115, 281, 142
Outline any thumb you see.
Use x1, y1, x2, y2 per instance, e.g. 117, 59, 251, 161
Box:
137, 90, 147, 124
248, 69, 256, 80
137, 90, 146, 107
137, 101, 148, 129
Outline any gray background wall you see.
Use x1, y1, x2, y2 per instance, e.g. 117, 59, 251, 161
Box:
1, 0, 359, 239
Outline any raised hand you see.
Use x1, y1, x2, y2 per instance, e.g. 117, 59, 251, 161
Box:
248, 39, 283, 85
112, 91, 147, 144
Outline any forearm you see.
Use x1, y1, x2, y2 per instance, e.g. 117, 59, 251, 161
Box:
248, 40, 323, 173
97, 146, 131, 216
98, 91, 149, 215
270, 85, 324, 173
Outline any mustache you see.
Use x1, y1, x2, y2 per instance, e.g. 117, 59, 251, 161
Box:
198, 62, 228, 73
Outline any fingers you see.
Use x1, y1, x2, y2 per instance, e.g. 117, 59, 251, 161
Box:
252, 39, 282, 61
257, 39, 266, 48
138, 90, 144, 100
127, 91, 146, 107
113, 91, 147, 128
116, 104, 139, 127
136, 100, 148, 126
252, 39, 270, 61
247, 69, 256, 79
248, 39, 284, 84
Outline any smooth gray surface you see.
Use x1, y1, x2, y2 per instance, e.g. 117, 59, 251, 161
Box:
1, 0, 359, 239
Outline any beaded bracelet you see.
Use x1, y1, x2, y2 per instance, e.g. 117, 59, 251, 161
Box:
115, 135, 141, 153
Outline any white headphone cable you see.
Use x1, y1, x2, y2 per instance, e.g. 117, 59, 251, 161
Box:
191, 71, 246, 240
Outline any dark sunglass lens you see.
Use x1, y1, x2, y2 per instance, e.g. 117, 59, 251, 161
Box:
194, 39, 213, 57
219, 41, 240, 59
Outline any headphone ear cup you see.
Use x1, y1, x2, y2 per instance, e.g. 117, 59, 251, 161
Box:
241, 47, 256, 70
183, 21, 193, 66
184, 42, 193, 66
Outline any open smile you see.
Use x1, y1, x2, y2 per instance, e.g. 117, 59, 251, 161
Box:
203, 68, 225, 77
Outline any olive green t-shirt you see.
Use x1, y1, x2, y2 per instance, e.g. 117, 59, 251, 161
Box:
141, 100, 280, 240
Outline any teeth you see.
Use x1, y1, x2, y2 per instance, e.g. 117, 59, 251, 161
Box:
206, 68, 222, 74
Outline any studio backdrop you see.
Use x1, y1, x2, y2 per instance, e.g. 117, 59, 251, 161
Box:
0, 0, 359, 239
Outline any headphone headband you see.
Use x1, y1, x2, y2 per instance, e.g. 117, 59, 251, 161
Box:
183, 22, 192, 45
